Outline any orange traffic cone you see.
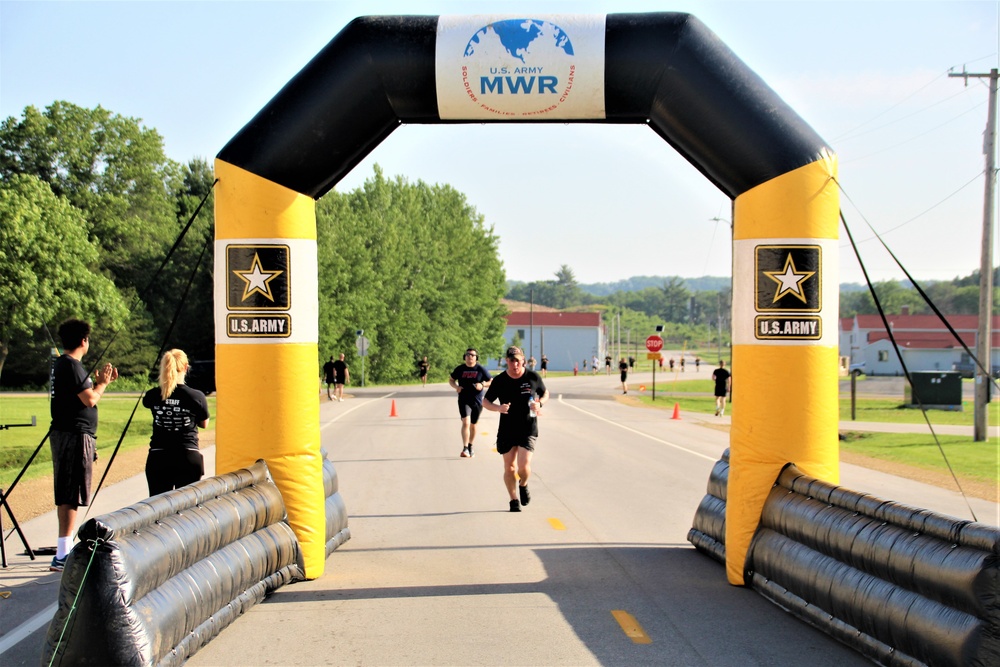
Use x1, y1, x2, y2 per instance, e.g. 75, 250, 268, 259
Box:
389, 399, 398, 417
671, 403, 681, 420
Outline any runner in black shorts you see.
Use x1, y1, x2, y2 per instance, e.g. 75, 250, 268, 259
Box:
483, 346, 548, 512
448, 348, 492, 458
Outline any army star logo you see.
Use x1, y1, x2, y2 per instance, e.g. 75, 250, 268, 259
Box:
226, 244, 291, 311
764, 254, 815, 304
234, 253, 283, 302
755, 245, 821, 313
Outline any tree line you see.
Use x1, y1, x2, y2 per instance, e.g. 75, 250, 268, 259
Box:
4, 101, 990, 389
506, 266, 732, 351
507, 265, 998, 353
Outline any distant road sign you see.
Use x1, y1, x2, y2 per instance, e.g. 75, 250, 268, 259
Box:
646, 352, 662, 360
356, 335, 370, 357
645, 335, 664, 353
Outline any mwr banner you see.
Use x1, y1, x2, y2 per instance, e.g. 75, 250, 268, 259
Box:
436, 15, 606, 120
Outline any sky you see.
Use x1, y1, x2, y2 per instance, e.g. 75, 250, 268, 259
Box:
2, 1, 999, 288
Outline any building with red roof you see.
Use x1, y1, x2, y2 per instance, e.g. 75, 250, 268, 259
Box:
840, 307, 1000, 376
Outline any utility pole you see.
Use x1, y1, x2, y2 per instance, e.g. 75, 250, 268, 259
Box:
950, 67, 998, 441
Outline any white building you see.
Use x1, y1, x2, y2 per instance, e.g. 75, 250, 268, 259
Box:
841, 311, 1000, 376
503, 311, 603, 372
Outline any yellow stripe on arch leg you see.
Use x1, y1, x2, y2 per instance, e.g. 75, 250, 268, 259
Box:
216, 343, 325, 574
214, 158, 325, 578
725, 345, 839, 585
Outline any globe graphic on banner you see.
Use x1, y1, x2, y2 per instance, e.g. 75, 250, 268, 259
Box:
464, 18, 575, 61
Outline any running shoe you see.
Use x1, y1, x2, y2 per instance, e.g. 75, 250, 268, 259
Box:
519, 484, 530, 506
467, 445, 475, 457
509, 499, 521, 512
49, 555, 66, 572
460, 446, 470, 458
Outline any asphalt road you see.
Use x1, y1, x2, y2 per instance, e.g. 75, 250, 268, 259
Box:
2, 367, 996, 666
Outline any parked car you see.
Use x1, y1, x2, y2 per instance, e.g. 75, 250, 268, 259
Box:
951, 361, 1000, 379
848, 362, 866, 376
952, 361, 975, 378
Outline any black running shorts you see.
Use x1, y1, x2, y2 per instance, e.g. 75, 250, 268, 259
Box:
50, 430, 95, 507
496, 435, 536, 455
458, 400, 483, 423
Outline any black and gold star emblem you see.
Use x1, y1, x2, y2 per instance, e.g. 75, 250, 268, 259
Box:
226, 244, 290, 310
755, 245, 821, 312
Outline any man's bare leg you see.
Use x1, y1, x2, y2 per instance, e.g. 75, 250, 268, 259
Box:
502, 448, 519, 500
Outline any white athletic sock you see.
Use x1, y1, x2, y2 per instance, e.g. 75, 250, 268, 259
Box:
57, 536, 72, 559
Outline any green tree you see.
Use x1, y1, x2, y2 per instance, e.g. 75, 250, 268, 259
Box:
0, 101, 180, 290
316, 167, 507, 384
551, 264, 583, 309
0, 174, 127, 380
144, 158, 216, 362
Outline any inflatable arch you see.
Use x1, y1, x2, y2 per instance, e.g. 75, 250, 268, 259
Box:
215, 12, 839, 583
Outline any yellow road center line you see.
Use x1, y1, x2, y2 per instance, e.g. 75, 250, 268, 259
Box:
611, 610, 652, 644
547, 518, 566, 530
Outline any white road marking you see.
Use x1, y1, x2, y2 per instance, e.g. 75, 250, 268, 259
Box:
557, 394, 717, 462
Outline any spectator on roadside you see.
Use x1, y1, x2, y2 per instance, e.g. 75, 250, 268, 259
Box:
143, 349, 210, 497
48, 319, 118, 572
619, 357, 629, 395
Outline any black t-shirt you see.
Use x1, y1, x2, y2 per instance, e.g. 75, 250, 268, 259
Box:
323, 360, 335, 382
418, 361, 429, 376
143, 384, 210, 451
712, 368, 731, 395
485, 370, 546, 440
50, 354, 97, 435
332, 360, 348, 383
450, 363, 492, 403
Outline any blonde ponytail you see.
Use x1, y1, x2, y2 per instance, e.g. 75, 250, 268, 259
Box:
159, 349, 189, 400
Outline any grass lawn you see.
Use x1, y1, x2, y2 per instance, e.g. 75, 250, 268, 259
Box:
642, 379, 1000, 426
0, 394, 216, 488
838, 431, 998, 487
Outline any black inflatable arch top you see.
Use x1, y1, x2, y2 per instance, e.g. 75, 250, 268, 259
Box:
218, 12, 830, 200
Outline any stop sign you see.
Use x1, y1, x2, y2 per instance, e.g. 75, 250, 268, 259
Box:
645, 335, 663, 352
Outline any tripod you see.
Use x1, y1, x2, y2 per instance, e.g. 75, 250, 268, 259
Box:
0, 417, 38, 567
